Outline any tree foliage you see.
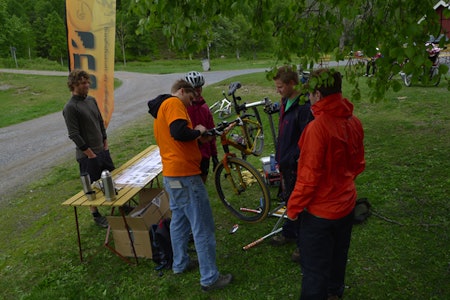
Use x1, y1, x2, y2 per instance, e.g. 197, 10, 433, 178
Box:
132, 0, 450, 98
1, 0, 449, 98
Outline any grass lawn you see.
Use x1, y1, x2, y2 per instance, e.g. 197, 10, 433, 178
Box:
0, 63, 449, 299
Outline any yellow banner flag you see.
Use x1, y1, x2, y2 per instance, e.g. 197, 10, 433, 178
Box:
65, 0, 116, 128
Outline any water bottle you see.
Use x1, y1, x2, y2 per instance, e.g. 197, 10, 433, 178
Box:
270, 154, 276, 172
101, 170, 116, 201
80, 172, 96, 200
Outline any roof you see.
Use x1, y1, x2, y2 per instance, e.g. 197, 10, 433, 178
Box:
434, 1, 450, 10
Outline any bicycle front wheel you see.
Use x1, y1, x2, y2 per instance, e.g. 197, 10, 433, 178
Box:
214, 157, 270, 223
402, 72, 412, 87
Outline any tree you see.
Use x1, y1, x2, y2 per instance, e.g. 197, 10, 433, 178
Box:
0, 0, 8, 56
132, 0, 450, 99
3, 15, 33, 59
44, 11, 67, 64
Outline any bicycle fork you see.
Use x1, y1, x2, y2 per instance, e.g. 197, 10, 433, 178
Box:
221, 154, 246, 194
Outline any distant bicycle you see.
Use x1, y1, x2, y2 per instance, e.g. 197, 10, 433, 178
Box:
210, 93, 233, 119
399, 43, 446, 87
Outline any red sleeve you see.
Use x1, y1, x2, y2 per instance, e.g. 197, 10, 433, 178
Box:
287, 123, 325, 219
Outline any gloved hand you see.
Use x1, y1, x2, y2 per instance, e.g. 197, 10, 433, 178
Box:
212, 156, 219, 170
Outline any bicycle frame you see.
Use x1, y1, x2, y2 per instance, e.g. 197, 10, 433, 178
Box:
210, 95, 232, 119
219, 82, 271, 157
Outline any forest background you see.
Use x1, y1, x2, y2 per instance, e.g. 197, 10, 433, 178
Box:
2, 0, 450, 96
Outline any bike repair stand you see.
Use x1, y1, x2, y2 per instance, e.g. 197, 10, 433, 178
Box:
242, 202, 286, 250
242, 100, 286, 250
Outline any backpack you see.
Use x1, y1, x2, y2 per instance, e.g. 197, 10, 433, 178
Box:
150, 217, 173, 270
353, 198, 371, 224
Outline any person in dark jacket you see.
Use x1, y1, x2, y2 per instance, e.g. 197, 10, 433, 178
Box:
270, 66, 314, 263
63, 69, 115, 228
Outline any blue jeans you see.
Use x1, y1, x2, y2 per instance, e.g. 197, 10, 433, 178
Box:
298, 210, 354, 300
163, 175, 219, 286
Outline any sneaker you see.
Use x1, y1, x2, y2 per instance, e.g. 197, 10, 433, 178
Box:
94, 215, 108, 228
201, 273, 233, 292
291, 248, 301, 263
269, 234, 296, 246
174, 259, 198, 274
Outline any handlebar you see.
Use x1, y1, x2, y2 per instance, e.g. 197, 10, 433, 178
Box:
204, 118, 244, 136
226, 81, 279, 115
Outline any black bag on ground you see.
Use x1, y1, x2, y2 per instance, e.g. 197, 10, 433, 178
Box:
150, 217, 173, 270
353, 198, 371, 224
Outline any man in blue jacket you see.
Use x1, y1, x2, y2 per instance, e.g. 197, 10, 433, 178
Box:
270, 66, 314, 262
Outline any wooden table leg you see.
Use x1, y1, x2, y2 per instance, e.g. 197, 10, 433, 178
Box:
74, 206, 83, 262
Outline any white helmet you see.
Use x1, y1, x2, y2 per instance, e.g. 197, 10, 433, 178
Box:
185, 71, 205, 88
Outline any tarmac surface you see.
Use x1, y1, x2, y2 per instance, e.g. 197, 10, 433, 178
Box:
0, 68, 267, 202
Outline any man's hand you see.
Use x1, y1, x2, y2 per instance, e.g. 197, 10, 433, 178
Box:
287, 215, 298, 221
287, 208, 300, 221
84, 148, 97, 159
194, 124, 207, 135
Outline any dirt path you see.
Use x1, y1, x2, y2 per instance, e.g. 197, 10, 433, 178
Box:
0, 68, 265, 202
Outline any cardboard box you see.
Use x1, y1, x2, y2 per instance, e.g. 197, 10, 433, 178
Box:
107, 188, 171, 258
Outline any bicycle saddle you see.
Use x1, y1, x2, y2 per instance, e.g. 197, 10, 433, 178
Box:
228, 82, 242, 96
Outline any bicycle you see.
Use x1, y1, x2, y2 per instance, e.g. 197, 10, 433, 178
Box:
205, 82, 275, 223
398, 44, 445, 87
400, 61, 441, 87
209, 94, 233, 119
220, 81, 266, 158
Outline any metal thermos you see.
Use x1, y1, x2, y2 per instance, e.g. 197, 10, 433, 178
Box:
101, 170, 116, 201
80, 172, 96, 200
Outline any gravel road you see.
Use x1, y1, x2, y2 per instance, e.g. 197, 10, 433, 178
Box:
0, 68, 266, 202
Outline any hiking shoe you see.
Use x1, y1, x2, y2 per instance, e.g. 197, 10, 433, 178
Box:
269, 234, 296, 246
94, 215, 108, 228
174, 259, 198, 274
201, 273, 233, 292
291, 248, 301, 263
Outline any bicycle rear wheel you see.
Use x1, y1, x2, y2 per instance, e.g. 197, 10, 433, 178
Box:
429, 67, 441, 86
214, 157, 270, 223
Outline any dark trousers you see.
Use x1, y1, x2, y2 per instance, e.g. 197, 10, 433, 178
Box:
78, 149, 115, 182
366, 60, 376, 75
280, 168, 301, 241
298, 210, 354, 300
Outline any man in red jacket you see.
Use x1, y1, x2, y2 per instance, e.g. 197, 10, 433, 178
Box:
287, 68, 365, 300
